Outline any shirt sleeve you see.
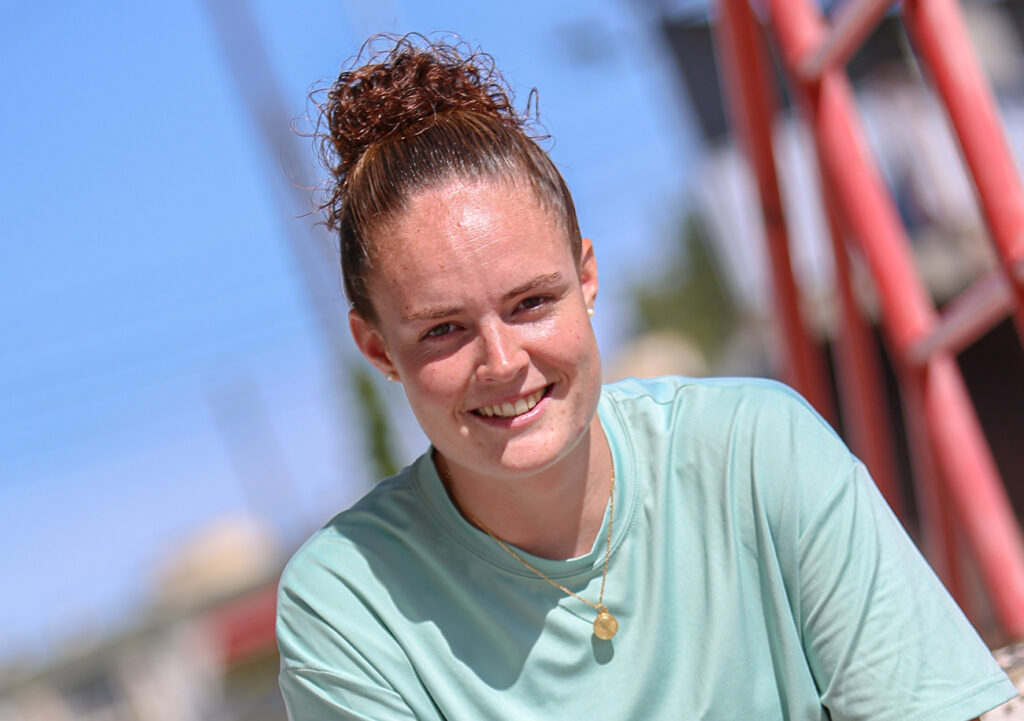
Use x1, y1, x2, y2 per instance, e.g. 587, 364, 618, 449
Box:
275, 547, 437, 721
279, 666, 420, 721
785, 407, 1016, 721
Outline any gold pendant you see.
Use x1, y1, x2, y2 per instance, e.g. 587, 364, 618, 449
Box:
593, 606, 618, 640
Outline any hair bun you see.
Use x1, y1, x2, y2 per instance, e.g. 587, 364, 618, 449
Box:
316, 34, 528, 214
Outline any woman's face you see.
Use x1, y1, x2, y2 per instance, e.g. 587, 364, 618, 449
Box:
350, 177, 601, 483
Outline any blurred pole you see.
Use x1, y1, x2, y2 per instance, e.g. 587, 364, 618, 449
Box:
822, 188, 903, 520
200, 0, 346, 359
899, 363, 966, 607
714, 0, 837, 425
200, 0, 398, 492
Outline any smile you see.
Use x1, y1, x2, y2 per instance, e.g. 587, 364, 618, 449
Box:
472, 386, 549, 419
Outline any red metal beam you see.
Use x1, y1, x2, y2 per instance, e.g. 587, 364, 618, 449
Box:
922, 355, 1024, 638
716, 0, 837, 423
903, 0, 1024, 343
823, 190, 904, 520
901, 367, 968, 609
908, 263, 1021, 366
798, 0, 898, 82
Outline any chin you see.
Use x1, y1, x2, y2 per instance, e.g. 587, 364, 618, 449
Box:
496, 421, 594, 477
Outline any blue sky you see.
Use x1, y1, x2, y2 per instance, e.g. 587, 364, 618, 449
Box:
0, 0, 708, 663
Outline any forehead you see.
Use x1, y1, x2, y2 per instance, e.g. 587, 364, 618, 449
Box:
368, 178, 575, 313
381, 177, 562, 252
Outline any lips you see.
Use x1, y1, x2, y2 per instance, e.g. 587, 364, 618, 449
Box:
472, 386, 549, 418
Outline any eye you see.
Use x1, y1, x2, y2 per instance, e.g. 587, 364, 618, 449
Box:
515, 296, 548, 312
424, 322, 457, 339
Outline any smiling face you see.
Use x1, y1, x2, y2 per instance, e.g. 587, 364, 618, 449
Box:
349, 177, 601, 486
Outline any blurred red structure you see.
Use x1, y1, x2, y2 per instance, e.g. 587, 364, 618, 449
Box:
714, 0, 1024, 640
200, 583, 278, 666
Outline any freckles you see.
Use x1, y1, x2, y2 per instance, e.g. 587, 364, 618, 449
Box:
420, 364, 461, 387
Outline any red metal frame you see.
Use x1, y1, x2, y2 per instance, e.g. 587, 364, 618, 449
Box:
822, 188, 903, 519
908, 266, 1015, 365
797, 0, 896, 82
715, 0, 1024, 639
903, 0, 1024, 344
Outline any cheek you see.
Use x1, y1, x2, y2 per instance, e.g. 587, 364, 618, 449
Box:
525, 308, 590, 343
405, 357, 469, 406
534, 315, 596, 360
557, 319, 601, 385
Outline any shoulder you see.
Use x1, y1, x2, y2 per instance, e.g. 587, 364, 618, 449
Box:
280, 466, 416, 586
603, 373, 816, 410
276, 460, 427, 672
601, 375, 857, 522
601, 374, 841, 449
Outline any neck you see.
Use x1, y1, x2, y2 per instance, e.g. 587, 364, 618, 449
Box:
437, 420, 613, 560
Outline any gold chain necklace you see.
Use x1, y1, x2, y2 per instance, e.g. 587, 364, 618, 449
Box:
438, 459, 618, 640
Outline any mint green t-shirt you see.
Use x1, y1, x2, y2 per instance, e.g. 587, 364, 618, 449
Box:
277, 376, 1015, 720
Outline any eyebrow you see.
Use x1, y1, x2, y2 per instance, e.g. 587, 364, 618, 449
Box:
401, 304, 463, 324
502, 272, 565, 303
400, 272, 566, 324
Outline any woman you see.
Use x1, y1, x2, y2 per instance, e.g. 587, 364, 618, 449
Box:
276, 35, 1015, 720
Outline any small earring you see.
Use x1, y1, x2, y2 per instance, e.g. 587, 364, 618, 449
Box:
386, 373, 395, 382
587, 308, 595, 317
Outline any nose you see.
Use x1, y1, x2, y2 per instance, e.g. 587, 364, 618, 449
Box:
476, 319, 528, 383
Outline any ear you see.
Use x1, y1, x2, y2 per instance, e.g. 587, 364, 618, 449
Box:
579, 237, 598, 311
349, 310, 399, 380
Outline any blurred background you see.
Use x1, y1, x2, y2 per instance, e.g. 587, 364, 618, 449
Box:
2, 0, 1024, 719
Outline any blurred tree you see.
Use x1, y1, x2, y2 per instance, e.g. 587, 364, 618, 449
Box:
352, 366, 400, 480
632, 212, 739, 363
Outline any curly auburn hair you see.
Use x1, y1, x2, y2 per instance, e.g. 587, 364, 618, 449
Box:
313, 33, 582, 322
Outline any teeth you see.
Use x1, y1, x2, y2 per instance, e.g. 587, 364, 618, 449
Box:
476, 388, 545, 418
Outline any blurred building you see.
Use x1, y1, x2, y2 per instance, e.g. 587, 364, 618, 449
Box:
0, 517, 284, 721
